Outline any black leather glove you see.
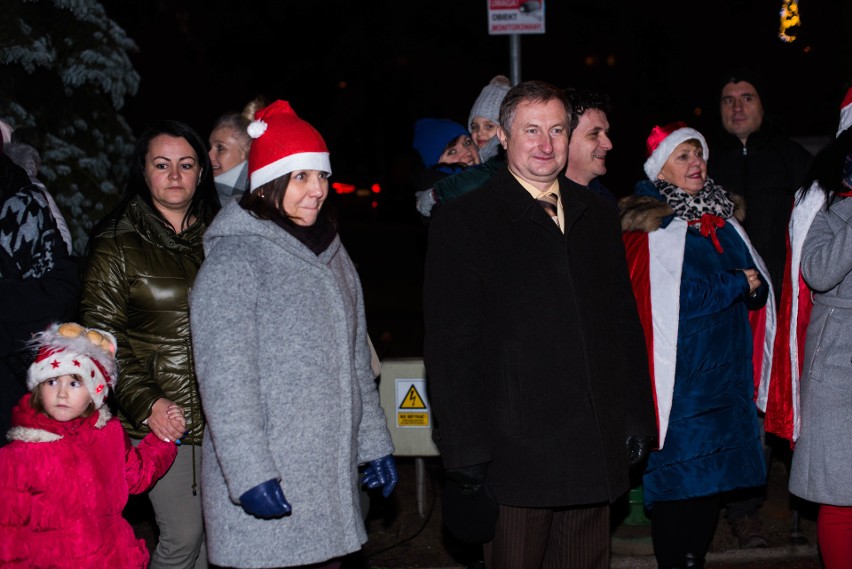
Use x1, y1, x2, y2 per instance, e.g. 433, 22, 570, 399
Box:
442, 463, 498, 544
239, 479, 292, 519
444, 463, 488, 495
626, 435, 656, 467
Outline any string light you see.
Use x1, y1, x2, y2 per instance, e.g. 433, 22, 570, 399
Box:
779, 0, 800, 42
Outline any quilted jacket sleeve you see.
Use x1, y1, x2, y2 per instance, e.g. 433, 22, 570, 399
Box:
80, 232, 165, 428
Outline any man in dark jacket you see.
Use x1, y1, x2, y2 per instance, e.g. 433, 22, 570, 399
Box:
708, 67, 813, 549
564, 86, 617, 204
709, 68, 812, 301
0, 150, 80, 443
423, 80, 656, 568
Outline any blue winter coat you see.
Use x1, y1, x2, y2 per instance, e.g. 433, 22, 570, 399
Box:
621, 181, 768, 506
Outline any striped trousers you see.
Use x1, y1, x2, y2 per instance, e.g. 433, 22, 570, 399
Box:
483, 503, 610, 569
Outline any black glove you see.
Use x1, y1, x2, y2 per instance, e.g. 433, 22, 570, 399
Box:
239, 479, 292, 519
444, 463, 488, 494
442, 463, 498, 544
626, 435, 656, 467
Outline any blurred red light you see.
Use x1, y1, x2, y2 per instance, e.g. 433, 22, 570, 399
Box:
332, 182, 356, 194
371, 183, 381, 194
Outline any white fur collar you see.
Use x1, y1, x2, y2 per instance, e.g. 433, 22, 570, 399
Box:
5, 407, 111, 443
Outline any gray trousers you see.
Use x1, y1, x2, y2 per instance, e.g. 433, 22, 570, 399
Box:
135, 440, 208, 569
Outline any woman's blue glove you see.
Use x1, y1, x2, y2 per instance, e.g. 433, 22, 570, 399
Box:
239, 479, 292, 518
361, 454, 399, 498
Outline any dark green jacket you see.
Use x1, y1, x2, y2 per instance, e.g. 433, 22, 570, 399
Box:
80, 196, 206, 443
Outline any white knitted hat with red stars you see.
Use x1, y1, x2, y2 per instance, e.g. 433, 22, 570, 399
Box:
247, 100, 331, 191
837, 86, 852, 137
26, 323, 118, 410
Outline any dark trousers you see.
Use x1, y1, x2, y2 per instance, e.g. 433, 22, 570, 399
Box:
651, 494, 721, 568
483, 503, 609, 569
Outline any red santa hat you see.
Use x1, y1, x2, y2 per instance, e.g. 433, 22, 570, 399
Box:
837, 86, 852, 137
643, 121, 709, 180
246, 100, 331, 191
26, 323, 118, 410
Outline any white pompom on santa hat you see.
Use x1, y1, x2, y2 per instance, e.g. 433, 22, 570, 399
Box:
837, 86, 852, 138
27, 322, 118, 411
247, 100, 331, 191
643, 121, 709, 181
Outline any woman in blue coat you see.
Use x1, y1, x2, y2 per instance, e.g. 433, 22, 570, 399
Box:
620, 122, 776, 569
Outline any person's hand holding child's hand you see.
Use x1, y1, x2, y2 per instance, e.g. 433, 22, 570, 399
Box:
149, 398, 186, 443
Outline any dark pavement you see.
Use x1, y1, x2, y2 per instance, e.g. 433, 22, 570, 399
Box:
360, 453, 822, 569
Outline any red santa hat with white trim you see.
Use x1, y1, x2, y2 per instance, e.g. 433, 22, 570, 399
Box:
247, 100, 331, 191
643, 121, 709, 180
837, 86, 852, 137
26, 322, 118, 410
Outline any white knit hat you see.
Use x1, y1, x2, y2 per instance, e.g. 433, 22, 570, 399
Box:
468, 75, 512, 131
643, 121, 709, 180
837, 86, 852, 137
27, 323, 118, 410
247, 100, 331, 191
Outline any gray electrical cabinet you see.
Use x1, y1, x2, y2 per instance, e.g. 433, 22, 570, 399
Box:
378, 358, 440, 457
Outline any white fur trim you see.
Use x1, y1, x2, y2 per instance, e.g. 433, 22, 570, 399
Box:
644, 128, 709, 180
94, 406, 112, 428
248, 120, 267, 139
786, 186, 824, 441
7, 426, 63, 443
648, 219, 687, 448
838, 105, 852, 137
250, 152, 331, 191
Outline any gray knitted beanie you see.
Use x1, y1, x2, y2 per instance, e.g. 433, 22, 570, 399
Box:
467, 75, 512, 131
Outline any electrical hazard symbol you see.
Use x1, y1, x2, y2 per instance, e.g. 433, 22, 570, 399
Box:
399, 385, 426, 409
395, 379, 430, 428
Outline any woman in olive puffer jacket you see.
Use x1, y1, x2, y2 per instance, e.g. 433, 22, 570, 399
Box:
80, 120, 220, 569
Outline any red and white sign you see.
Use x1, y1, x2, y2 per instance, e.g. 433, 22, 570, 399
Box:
488, 0, 545, 35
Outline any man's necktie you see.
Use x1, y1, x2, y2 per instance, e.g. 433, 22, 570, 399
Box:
536, 192, 559, 226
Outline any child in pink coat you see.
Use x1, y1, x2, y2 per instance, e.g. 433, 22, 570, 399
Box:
0, 322, 183, 568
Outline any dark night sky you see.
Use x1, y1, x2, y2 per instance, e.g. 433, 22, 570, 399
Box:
98, 0, 849, 356
103, 0, 849, 199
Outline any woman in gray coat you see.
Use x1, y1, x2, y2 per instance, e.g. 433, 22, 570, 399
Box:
189, 100, 397, 569
785, 113, 852, 568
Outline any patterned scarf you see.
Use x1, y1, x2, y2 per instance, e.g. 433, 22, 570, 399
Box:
1, 156, 61, 278
655, 178, 735, 253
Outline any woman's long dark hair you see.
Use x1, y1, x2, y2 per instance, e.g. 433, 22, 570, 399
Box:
799, 127, 852, 207
120, 120, 221, 230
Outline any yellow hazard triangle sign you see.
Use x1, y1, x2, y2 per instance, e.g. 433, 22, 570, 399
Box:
399, 385, 427, 409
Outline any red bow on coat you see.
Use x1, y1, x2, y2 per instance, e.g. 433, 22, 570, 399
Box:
688, 213, 726, 253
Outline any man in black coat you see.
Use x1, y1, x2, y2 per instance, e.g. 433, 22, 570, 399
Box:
709, 68, 813, 303
423, 80, 656, 568
708, 67, 813, 549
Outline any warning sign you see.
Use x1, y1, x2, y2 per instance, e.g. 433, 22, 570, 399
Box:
399, 385, 426, 409
487, 0, 546, 35
395, 379, 430, 428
